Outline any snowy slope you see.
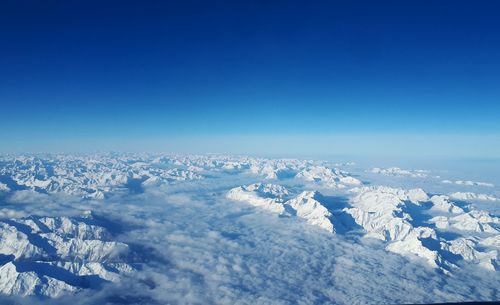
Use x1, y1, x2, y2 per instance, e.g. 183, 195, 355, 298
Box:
0, 212, 133, 297
227, 183, 334, 232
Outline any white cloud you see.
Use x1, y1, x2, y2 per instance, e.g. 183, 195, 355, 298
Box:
442, 180, 495, 188
7, 190, 53, 205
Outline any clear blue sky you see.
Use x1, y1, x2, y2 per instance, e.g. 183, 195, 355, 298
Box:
1, 1, 499, 156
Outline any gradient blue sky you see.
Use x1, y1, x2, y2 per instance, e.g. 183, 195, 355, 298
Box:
1, 1, 499, 156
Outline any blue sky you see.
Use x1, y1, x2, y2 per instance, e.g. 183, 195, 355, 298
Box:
1, 1, 499, 156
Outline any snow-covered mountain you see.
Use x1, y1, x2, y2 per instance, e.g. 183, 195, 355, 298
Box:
346, 186, 498, 270
370, 167, 429, 178
0, 154, 202, 199
0, 211, 134, 297
227, 183, 334, 232
228, 183, 499, 271
0, 153, 499, 303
